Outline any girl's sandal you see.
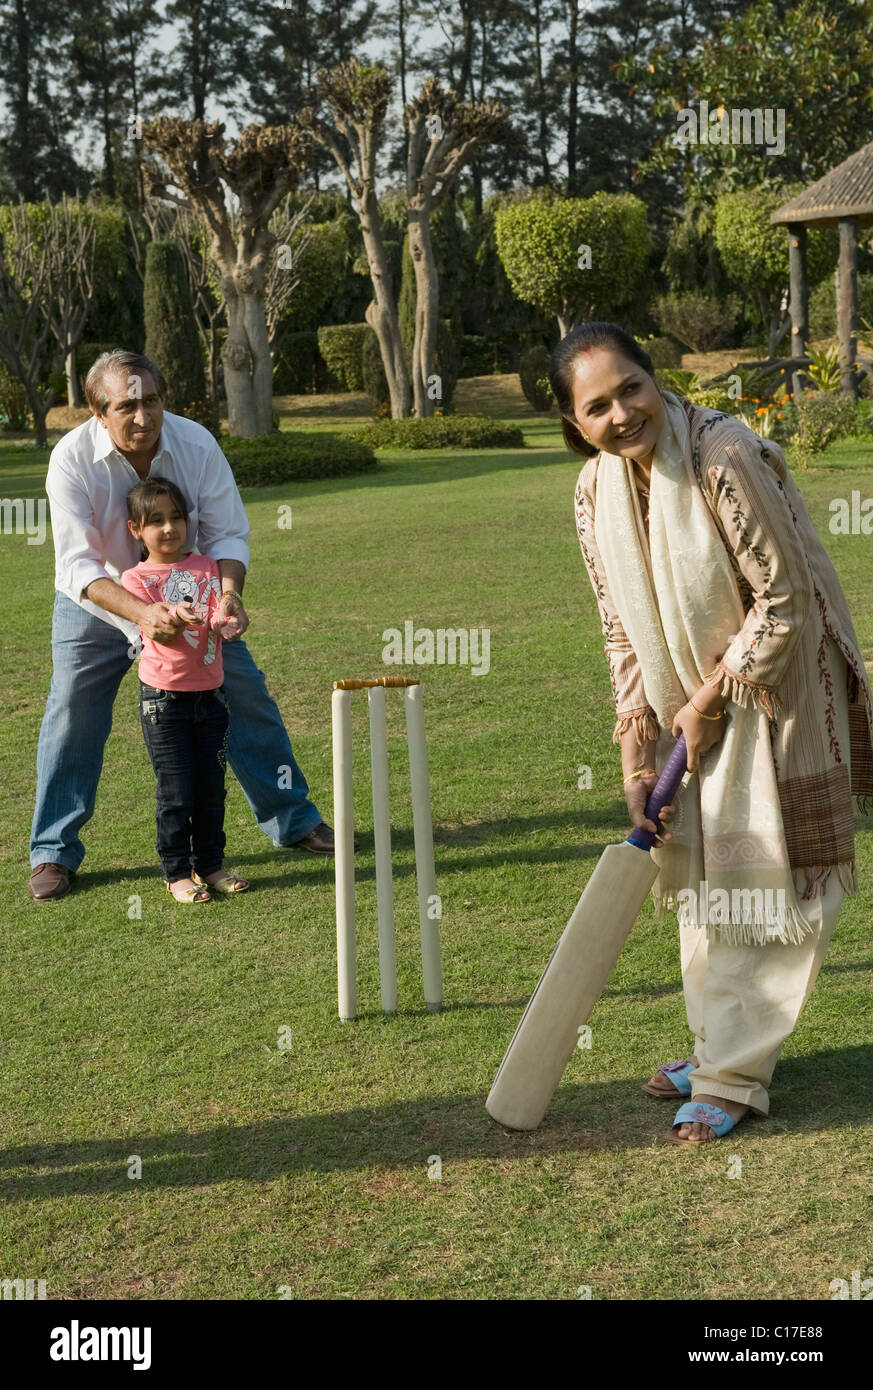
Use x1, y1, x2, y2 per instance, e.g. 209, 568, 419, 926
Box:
193, 871, 250, 895
642, 1058, 696, 1099
165, 879, 212, 904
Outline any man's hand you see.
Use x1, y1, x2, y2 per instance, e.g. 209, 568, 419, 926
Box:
218, 590, 248, 641
140, 602, 185, 644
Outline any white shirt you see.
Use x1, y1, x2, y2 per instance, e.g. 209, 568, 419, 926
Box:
46, 411, 251, 643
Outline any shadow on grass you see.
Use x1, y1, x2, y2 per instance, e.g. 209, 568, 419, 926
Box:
1, 1048, 870, 1198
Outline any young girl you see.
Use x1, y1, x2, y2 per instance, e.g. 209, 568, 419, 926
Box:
121, 476, 250, 903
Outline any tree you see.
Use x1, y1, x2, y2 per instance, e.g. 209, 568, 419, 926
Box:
157, 0, 248, 121
630, 0, 873, 200
495, 191, 651, 337
713, 187, 837, 357
143, 240, 206, 412
130, 201, 223, 430
67, 0, 161, 205
0, 1, 88, 200
0, 198, 96, 446
265, 200, 348, 353
404, 79, 508, 414
142, 119, 308, 437
300, 60, 413, 417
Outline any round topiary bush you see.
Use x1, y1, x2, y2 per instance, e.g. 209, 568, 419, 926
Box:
519, 345, 553, 410
219, 430, 377, 486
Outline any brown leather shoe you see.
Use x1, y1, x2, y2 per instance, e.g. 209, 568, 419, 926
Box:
29, 862, 74, 901
287, 822, 336, 854
282, 823, 360, 854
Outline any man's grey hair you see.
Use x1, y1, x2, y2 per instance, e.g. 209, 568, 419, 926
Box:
84, 350, 167, 415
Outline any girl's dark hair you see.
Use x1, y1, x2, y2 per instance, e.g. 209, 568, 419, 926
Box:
549, 321, 661, 459
126, 476, 190, 531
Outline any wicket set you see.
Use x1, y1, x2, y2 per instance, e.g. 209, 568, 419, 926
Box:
331, 676, 442, 1021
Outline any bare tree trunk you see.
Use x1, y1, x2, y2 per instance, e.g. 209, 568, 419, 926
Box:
27, 383, 50, 448
360, 190, 411, 418
222, 285, 259, 437
408, 207, 439, 417
242, 283, 275, 433
65, 348, 84, 406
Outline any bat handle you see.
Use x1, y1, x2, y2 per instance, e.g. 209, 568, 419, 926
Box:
624, 732, 688, 852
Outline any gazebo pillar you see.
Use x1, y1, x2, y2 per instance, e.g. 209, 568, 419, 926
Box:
837, 215, 859, 399
787, 222, 809, 397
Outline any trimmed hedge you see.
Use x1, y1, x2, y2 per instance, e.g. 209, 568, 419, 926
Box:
219, 430, 377, 486
348, 415, 525, 450
273, 331, 323, 395
317, 323, 369, 392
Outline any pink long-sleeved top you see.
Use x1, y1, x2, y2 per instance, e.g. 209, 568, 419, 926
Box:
120, 554, 225, 690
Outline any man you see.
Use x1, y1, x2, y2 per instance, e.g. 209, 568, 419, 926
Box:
29, 349, 334, 901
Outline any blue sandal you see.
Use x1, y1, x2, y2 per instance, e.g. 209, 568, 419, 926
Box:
667, 1101, 738, 1145
642, 1058, 696, 1099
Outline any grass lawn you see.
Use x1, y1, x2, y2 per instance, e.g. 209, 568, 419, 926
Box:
0, 389, 871, 1301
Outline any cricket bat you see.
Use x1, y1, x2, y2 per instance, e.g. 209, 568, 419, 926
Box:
485, 733, 690, 1131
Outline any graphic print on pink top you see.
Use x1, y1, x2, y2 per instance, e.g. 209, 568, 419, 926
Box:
120, 553, 227, 690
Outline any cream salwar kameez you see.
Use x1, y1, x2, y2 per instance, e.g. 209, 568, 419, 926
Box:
573, 396, 872, 1111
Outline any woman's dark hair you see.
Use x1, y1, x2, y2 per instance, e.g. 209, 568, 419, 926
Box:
549, 321, 661, 459
126, 475, 190, 532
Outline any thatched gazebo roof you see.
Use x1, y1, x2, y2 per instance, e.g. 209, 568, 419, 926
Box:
771, 140, 873, 229
771, 141, 873, 396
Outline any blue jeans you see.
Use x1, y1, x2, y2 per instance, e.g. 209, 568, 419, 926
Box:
30, 593, 323, 871
139, 683, 228, 881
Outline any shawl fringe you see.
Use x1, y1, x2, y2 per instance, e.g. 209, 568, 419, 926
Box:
612, 708, 660, 746
703, 660, 783, 720
652, 856, 858, 944
654, 887, 815, 944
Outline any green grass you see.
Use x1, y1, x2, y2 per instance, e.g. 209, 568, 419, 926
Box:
0, 411, 872, 1301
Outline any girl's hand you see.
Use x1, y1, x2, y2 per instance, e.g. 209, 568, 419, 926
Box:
671, 698, 727, 773
218, 591, 248, 641
624, 771, 676, 844
172, 600, 204, 625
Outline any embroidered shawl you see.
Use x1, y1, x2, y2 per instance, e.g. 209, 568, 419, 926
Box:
574, 396, 873, 898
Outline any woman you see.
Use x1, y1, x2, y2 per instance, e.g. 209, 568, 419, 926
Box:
550, 321, 873, 1145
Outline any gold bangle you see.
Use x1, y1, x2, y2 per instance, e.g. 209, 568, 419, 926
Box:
221, 588, 244, 602
689, 698, 724, 721
623, 767, 656, 784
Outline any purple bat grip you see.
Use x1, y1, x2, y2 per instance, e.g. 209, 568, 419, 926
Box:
624, 732, 688, 852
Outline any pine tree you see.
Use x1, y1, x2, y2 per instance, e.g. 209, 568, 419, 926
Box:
0, 0, 87, 199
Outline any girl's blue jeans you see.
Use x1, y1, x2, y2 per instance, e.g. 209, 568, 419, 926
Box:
30, 593, 323, 871
139, 682, 228, 882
